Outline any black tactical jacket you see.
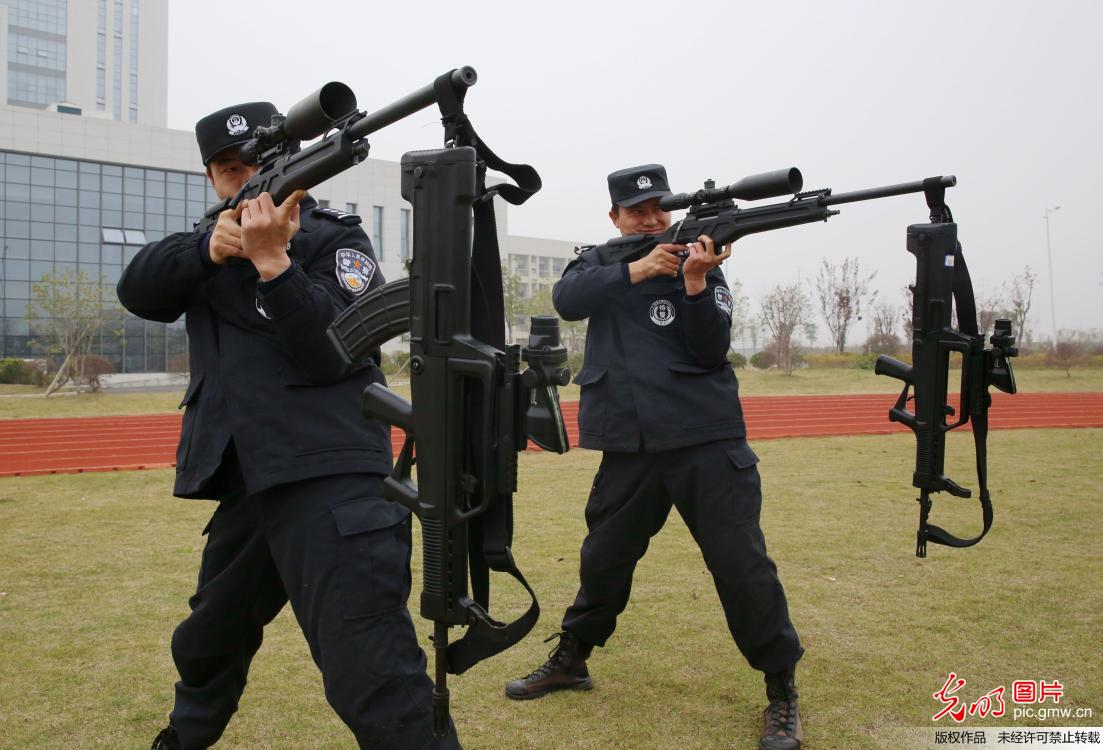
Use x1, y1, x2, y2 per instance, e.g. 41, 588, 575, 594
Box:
117, 198, 391, 497
552, 246, 747, 452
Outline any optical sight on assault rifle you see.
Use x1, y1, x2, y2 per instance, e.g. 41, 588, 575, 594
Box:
597, 169, 1017, 557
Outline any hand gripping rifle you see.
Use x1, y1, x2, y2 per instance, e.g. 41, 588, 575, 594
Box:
874, 180, 1018, 557
325, 75, 571, 737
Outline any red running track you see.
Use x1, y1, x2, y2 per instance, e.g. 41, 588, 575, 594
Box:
1, 392, 1101, 478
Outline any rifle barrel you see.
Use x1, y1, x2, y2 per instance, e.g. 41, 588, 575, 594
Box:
820, 175, 956, 207
349, 67, 478, 140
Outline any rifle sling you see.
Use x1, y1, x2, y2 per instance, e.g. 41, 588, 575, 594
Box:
917, 183, 993, 553
433, 73, 541, 207
433, 86, 541, 673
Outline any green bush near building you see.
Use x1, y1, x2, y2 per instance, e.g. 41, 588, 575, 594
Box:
0, 358, 40, 385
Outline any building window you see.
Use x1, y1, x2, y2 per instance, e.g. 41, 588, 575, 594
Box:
399, 208, 410, 261
113, 0, 123, 120
97, 0, 107, 109
128, 0, 139, 122
372, 206, 383, 260
318, 198, 330, 209
345, 202, 357, 215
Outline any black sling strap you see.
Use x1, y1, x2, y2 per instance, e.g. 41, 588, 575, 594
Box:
430, 73, 541, 675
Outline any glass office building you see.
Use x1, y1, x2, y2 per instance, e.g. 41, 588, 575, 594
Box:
0, 147, 215, 372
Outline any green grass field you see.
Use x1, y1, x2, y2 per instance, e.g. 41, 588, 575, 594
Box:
2, 366, 1101, 420
0, 427, 1099, 749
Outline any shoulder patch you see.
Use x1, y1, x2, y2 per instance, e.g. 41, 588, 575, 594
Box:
314, 206, 362, 226
335, 248, 376, 295
714, 285, 734, 317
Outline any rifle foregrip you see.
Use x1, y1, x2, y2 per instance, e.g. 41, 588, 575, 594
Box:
361, 383, 414, 433
875, 355, 913, 383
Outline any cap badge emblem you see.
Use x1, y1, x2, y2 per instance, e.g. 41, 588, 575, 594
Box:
637, 175, 653, 190
226, 114, 249, 136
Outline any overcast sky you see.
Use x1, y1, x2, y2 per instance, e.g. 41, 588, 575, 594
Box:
167, 0, 1102, 345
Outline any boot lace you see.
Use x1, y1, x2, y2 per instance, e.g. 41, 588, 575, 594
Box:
522, 632, 571, 682
764, 695, 797, 737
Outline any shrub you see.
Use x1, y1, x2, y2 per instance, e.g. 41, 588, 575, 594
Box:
803, 353, 857, 369
727, 352, 747, 369
802, 352, 885, 370
750, 350, 777, 370
0, 358, 37, 385
380, 351, 411, 376
76, 354, 115, 392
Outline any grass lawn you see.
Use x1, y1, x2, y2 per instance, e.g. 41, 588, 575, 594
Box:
2, 367, 1100, 421
0, 428, 1099, 749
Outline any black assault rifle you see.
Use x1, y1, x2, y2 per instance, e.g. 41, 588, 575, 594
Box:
322, 78, 571, 736
594, 169, 1016, 556
874, 181, 1018, 557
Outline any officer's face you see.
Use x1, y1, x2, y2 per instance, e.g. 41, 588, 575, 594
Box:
609, 198, 671, 236
206, 150, 258, 200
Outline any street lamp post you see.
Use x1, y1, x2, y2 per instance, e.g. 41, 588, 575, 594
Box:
1044, 206, 1061, 352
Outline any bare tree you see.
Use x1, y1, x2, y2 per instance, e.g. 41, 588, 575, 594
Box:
810, 257, 877, 354
724, 278, 751, 352
975, 288, 1008, 338
865, 300, 902, 354
26, 269, 121, 396
900, 284, 914, 335
1045, 328, 1100, 377
1004, 266, 1037, 345
760, 283, 815, 375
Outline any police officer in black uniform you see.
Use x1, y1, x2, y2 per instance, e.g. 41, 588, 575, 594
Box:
503, 165, 805, 750
118, 102, 461, 750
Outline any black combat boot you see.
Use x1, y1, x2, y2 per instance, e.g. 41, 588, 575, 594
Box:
505, 631, 593, 700
150, 725, 182, 750
759, 668, 802, 750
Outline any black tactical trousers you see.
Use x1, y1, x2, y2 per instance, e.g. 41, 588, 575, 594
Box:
561, 438, 803, 673
168, 471, 460, 750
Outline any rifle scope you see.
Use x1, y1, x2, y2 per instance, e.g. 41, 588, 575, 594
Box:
660, 167, 803, 211
239, 81, 358, 164
283, 81, 358, 140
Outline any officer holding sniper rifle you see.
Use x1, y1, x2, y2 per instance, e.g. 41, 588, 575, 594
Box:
504, 164, 805, 750
119, 96, 461, 749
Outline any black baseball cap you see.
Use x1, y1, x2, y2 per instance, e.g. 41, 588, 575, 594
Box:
607, 164, 672, 208
195, 101, 278, 165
